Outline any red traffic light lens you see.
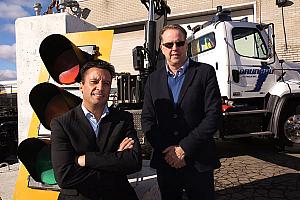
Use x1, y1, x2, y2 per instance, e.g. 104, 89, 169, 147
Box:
58, 65, 80, 84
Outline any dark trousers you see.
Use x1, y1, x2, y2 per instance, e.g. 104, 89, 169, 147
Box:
156, 167, 215, 200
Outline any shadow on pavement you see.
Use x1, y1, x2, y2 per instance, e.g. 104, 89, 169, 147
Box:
216, 138, 300, 171
215, 173, 300, 200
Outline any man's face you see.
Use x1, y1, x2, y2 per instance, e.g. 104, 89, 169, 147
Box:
160, 29, 188, 69
79, 67, 111, 110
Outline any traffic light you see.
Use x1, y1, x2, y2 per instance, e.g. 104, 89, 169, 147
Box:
18, 138, 55, 185
18, 34, 87, 187
19, 83, 81, 185
29, 82, 82, 130
39, 34, 91, 84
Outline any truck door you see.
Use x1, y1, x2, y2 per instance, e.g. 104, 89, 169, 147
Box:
225, 21, 276, 99
188, 29, 230, 97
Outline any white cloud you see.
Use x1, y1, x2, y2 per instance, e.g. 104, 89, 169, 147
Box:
3, 0, 35, 9
0, 44, 16, 63
0, 69, 17, 81
0, 2, 29, 19
0, 1, 59, 19
3, 0, 51, 11
1, 24, 15, 33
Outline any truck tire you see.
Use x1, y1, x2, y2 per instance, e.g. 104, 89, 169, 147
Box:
278, 100, 300, 147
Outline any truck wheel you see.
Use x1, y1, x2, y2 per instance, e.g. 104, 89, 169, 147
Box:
278, 100, 300, 147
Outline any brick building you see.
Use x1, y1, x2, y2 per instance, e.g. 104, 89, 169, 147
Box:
75, 0, 300, 74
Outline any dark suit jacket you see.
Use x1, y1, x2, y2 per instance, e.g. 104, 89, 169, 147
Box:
51, 106, 142, 200
141, 59, 221, 172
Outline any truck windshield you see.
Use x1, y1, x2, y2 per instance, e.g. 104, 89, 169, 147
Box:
188, 32, 216, 57
232, 27, 268, 59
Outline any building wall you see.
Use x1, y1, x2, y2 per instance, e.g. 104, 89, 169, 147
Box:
169, 0, 253, 15
79, 0, 300, 63
257, 0, 300, 61
79, 0, 254, 26
79, 0, 147, 27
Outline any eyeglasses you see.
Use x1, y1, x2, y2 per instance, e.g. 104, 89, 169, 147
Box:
162, 41, 185, 49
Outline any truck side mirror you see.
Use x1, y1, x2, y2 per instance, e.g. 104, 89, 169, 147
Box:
232, 69, 240, 83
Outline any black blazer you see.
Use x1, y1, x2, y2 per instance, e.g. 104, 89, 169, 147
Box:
141, 59, 221, 172
51, 106, 142, 200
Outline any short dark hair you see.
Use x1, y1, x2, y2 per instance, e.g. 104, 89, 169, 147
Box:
159, 24, 187, 42
80, 59, 115, 82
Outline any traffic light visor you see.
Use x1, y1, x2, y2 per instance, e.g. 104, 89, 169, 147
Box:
18, 138, 56, 185
39, 34, 88, 84
29, 82, 82, 130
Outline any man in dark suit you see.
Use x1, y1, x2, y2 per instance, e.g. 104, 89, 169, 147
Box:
51, 60, 142, 200
141, 24, 222, 200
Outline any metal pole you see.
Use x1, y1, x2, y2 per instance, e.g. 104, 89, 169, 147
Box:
148, 0, 155, 21
281, 7, 288, 51
146, 0, 156, 74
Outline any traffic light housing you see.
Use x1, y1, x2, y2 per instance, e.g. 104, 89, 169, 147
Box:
18, 138, 55, 185
19, 82, 81, 185
39, 34, 91, 84
18, 34, 86, 187
29, 82, 82, 130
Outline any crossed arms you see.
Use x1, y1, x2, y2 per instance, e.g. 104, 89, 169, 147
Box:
50, 113, 142, 189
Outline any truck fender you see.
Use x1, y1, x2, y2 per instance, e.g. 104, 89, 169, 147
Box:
268, 82, 290, 98
269, 81, 300, 98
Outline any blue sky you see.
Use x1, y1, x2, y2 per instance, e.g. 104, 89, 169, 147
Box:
0, 0, 49, 81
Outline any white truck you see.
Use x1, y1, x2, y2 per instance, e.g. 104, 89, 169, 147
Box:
14, 1, 300, 199
184, 7, 300, 149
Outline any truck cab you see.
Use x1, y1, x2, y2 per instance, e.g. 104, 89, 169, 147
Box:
188, 12, 277, 99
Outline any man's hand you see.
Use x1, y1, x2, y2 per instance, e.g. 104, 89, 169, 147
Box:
77, 155, 85, 167
118, 137, 134, 151
163, 145, 186, 169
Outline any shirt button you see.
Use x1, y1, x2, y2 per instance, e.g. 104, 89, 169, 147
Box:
173, 114, 178, 119
174, 131, 179, 136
